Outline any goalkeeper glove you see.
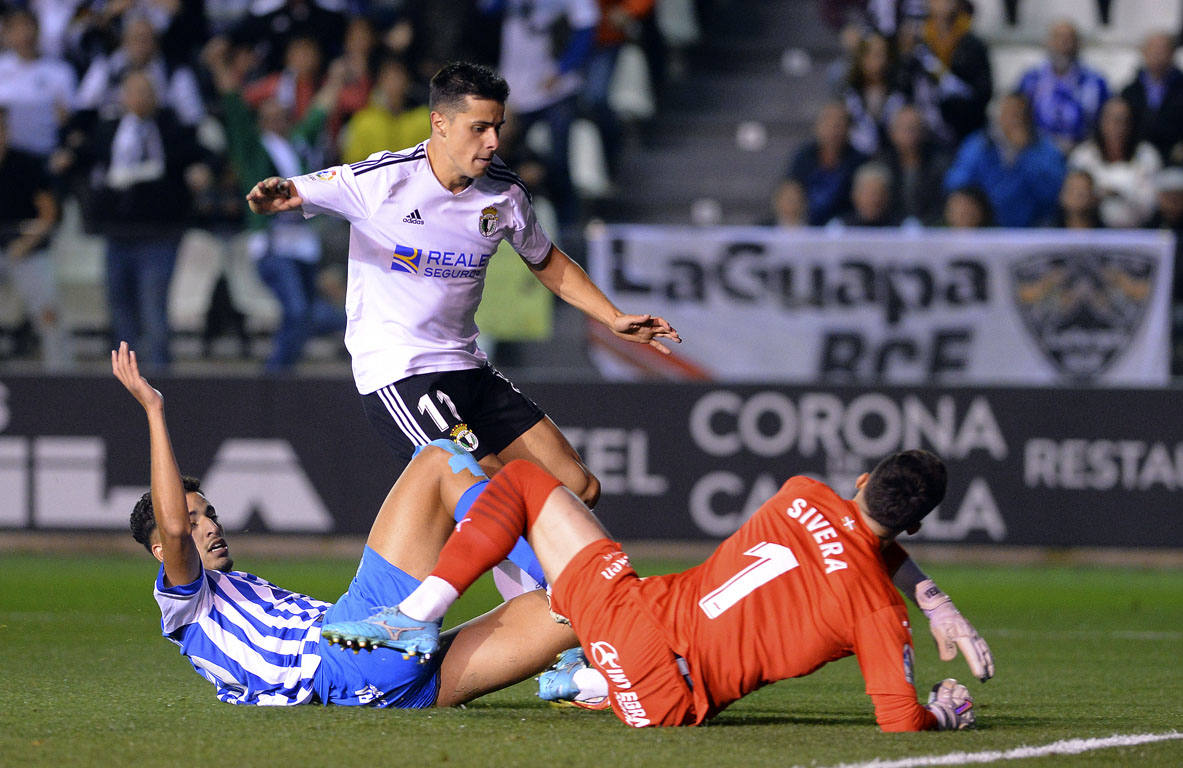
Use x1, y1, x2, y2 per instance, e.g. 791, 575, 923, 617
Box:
916, 579, 995, 682
925, 678, 975, 730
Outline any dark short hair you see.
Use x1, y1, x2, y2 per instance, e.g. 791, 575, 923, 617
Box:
948, 184, 995, 227
863, 450, 947, 533
130, 476, 204, 553
429, 61, 509, 114
1092, 96, 1137, 162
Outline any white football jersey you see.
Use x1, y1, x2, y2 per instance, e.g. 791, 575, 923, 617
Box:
291, 142, 552, 394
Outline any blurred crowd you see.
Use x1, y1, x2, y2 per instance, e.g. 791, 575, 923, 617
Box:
5, 0, 1182, 376
775, 0, 1183, 235
0, 0, 681, 371
772, 0, 1183, 372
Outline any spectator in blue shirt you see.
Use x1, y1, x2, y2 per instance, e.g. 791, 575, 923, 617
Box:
1017, 20, 1109, 153
944, 93, 1066, 227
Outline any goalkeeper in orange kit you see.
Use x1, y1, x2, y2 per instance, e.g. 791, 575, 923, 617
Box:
324, 449, 989, 730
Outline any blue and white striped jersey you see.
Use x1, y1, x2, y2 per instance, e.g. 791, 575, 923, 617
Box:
154, 565, 330, 706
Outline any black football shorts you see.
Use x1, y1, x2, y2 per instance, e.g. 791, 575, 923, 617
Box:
360, 364, 545, 462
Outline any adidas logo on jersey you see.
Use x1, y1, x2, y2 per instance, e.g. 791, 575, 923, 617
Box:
402, 209, 424, 225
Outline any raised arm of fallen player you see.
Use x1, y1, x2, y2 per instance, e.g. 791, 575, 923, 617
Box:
246, 176, 304, 215
888, 548, 994, 682
529, 244, 681, 354
111, 341, 202, 587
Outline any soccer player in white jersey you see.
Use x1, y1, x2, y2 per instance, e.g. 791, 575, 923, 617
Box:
113, 341, 579, 708
246, 61, 680, 509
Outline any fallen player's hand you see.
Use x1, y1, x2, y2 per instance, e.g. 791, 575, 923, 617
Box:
111, 341, 163, 413
925, 678, 975, 730
916, 579, 994, 682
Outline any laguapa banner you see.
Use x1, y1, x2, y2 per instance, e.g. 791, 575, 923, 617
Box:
585, 225, 1175, 385
0, 377, 1178, 547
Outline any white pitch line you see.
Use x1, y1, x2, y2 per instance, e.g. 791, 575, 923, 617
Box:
804, 731, 1182, 768
987, 628, 1182, 641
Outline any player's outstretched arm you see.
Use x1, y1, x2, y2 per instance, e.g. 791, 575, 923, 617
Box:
893, 558, 994, 682
246, 176, 305, 215
111, 342, 201, 586
529, 245, 682, 354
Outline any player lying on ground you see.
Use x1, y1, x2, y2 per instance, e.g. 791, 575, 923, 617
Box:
113, 341, 576, 707
323, 452, 984, 730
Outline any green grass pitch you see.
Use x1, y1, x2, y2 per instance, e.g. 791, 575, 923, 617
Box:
1, 552, 1180, 767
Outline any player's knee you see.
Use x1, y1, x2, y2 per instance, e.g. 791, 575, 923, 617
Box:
414, 439, 488, 479
506, 459, 600, 506
410, 443, 451, 474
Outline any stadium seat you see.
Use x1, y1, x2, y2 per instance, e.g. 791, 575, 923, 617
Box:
1080, 45, 1143, 91
989, 44, 1047, 94
969, 0, 1012, 42
525, 119, 614, 199
655, 0, 701, 47
49, 199, 108, 343
1015, 0, 1101, 42
609, 44, 656, 121
0, 282, 22, 329
223, 235, 280, 333
168, 230, 225, 334
570, 118, 613, 198
1100, 0, 1183, 46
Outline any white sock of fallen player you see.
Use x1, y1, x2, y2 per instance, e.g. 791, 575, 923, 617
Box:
573, 667, 608, 703
397, 575, 458, 622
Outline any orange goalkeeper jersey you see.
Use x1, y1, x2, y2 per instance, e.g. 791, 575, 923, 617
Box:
636, 476, 937, 730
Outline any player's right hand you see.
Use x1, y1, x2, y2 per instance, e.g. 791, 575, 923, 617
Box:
246, 176, 302, 214
916, 579, 995, 682
925, 678, 975, 730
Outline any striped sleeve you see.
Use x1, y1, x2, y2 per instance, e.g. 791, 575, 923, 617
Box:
292, 144, 427, 223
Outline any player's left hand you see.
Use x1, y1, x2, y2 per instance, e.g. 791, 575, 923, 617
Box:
610, 313, 682, 354
925, 678, 975, 730
916, 579, 994, 682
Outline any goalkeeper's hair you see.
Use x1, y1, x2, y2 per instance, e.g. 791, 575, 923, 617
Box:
130, 476, 204, 552
863, 450, 947, 533
429, 61, 509, 114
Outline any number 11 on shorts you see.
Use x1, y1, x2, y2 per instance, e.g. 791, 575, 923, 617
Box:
698, 542, 800, 619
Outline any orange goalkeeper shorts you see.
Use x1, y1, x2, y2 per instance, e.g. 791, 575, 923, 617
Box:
550, 538, 697, 727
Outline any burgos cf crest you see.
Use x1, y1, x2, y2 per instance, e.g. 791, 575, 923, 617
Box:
1011, 249, 1156, 380
479, 206, 499, 238
390, 244, 422, 274
449, 423, 479, 452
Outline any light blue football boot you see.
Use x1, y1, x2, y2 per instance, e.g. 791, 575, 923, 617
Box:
537, 647, 609, 710
322, 607, 440, 661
